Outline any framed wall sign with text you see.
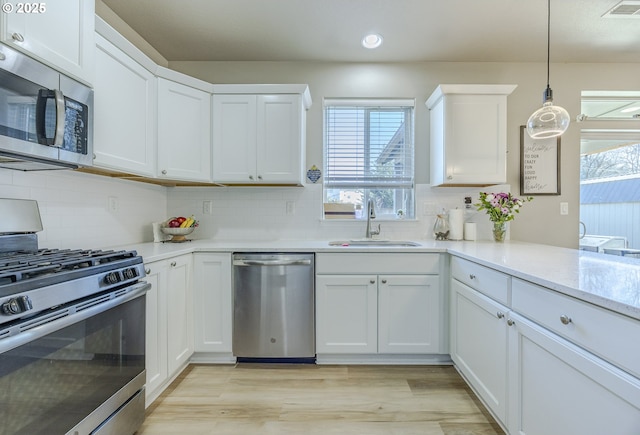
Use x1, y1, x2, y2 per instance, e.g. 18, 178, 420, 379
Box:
520, 125, 561, 195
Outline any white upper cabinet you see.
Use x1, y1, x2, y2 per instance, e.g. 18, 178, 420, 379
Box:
426, 84, 516, 186
0, 0, 94, 84
93, 31, 157, 177
157, 74, 212, 182
212, 85, 311, 185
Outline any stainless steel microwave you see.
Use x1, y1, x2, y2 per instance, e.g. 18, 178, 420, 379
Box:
0, 43, 93, 171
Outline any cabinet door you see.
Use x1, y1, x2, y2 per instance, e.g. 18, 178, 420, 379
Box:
143, 261, 168, 405
166, 255, 194, 375
378, 275, 442, 354
93, 34, 156, 176
442, 94, 507, 185
0, 0, 94, 84
451, 279, 508, 424
212, 94, 257, 182
507, 312, 640, 435
316, 275, 377, 354
157, 78, 212, 182
256, 95, 302, 183
193, 253, 232, 353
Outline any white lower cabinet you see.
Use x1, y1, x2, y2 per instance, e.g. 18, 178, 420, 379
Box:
144, 254, 193, 405
450, 279, 508, 424
316, 275, 378, 354
450, 255, 640, 434
507, 312, 640, 435
192, 253, 233, 358
315, 253, 444, 360
378, 275, 441, 354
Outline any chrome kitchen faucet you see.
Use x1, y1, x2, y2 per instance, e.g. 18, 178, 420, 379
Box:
365, 199, 381, 239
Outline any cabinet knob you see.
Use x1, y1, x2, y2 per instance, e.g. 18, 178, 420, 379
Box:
381, 279, 387, 284
0, 52, 5, 61
249, 175, 254, 180
145, 268, 151, 274
560, 315, 572, 325
162, 170, 167, 175
170, 261, 177, 267
507, 319, 515, 326
370, 279, 375, 284
12, 33, 25, 42
496, 311, 505, 319
469, 274, 476, 280
447, 175, 453, 180
258, 175, 263, 180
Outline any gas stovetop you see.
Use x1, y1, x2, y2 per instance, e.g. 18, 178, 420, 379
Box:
0, 247, 145, 326
0, 248, 139, 286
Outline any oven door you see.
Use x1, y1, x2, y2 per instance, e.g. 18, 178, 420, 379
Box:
0, 282, 148, 435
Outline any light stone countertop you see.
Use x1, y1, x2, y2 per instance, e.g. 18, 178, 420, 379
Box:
114, 238, 640, 321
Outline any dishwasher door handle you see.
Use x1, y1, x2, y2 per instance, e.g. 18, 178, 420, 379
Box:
233, 259, 312, 267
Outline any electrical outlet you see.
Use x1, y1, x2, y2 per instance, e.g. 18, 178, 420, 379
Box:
107, 196, 118, 213
203, 200, 213, 215
560, 202, 569, 215
286, 201, 295, 215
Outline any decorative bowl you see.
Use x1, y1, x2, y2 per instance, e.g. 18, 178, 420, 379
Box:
161, 226, 195, 242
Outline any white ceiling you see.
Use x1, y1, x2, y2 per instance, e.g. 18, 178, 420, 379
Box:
101, 0, 640, 63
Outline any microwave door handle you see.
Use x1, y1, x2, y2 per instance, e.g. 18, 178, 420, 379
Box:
52, 89, 65, 147
35, 89, 66, 147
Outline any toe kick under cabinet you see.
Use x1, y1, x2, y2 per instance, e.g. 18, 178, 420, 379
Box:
315, 253, 448, 364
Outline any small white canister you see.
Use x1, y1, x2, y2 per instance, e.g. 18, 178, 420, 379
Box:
464, 222, 477, 241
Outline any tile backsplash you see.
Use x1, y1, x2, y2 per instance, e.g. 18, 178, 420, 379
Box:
0, 169, 166, 249
1, 168, 507, 247
167, 183, 509, 242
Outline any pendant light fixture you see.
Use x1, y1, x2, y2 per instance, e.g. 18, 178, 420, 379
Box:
526, 0, 570, 139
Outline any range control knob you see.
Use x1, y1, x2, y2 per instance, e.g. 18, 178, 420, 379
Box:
2, 296, 33, 315
123, 268, 138, 280
104, 272, 121, 285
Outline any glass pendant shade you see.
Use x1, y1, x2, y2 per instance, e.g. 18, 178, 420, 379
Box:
526, 98, 570, 139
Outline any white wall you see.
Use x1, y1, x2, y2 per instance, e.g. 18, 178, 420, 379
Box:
0, 168, 166, 249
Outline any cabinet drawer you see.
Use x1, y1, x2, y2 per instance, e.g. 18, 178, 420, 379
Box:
512, 278, 640, 379
451, 256, 509, 305
316, 253, 439, 275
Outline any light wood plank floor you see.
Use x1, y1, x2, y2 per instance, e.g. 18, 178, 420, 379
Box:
138, 364, 504, 435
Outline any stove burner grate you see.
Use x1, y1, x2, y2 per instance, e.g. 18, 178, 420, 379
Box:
0, 249, 138, 286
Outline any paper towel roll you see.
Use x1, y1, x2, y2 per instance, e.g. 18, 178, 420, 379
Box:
464, 222, 477, 241
448, 209, 464, 240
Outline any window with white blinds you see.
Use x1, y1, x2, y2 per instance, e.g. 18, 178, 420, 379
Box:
323, 99, 415, 219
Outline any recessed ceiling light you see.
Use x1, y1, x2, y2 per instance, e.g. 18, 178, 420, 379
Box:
362, 33, 383, 49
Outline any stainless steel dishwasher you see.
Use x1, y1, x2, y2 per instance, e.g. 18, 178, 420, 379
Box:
232, 253, 315, 362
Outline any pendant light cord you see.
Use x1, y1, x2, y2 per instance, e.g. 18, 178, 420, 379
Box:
546, 0, 551, 89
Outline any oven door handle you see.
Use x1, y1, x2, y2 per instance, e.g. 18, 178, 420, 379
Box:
0, 281, 150, 355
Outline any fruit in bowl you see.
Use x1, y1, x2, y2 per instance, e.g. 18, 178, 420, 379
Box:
162, 216, 198, 242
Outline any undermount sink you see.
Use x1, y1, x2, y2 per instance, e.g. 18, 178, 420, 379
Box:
328, 240, 421, 247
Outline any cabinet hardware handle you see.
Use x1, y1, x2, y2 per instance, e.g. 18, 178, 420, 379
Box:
370, 279, 375, 284
249, 175, 254, 180
447, 175, 453, 180
496, 312, 505, 319
507, 319, 515, 326
469, 274, 476, 280
170, 261, 177, 267
258, 175, 263, 180
145, 268, 151, 274
162, 170, 167, 175
560, 315, 572, 325
12, 33, 24, 42
381, 279, 387, 284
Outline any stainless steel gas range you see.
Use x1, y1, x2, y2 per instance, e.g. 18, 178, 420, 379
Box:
0, 199, 149, 435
